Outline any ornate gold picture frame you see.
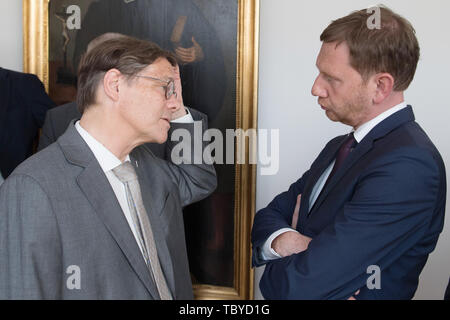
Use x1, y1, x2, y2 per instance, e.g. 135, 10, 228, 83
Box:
23, 0, 259, 300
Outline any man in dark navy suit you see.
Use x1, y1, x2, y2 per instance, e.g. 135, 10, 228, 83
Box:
0, 67, 55, 180
252, 7, 446, 300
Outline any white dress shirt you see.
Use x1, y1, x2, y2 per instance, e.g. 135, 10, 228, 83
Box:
170, 107, 194, 123
262, 102, 408, 260
74, 108, 194, 258
75, 121, 147, 256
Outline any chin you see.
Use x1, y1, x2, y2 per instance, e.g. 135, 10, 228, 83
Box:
325, 110, 338, 122
156, 131, 169, 144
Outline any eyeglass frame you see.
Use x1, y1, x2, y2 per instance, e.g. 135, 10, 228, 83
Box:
133, 75, 177, 100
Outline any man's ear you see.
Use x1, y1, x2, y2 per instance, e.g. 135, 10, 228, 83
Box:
103, 69, 122, 102
372, 73, 395, 104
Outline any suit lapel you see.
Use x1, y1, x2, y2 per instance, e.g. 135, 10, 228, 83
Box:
309, 138, 373, 216
308, 106, 416, 216
59, 123, 160, 299
297, 137, 345, 228
132, 154, 176, 298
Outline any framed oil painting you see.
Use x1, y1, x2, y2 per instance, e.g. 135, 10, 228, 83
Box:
23, 0, 259, 299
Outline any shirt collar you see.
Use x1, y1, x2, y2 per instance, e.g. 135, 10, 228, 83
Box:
75, 121, 130, 172
353, 101, 408, 143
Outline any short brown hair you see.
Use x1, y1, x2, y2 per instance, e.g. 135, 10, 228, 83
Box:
320, 6, 420, 91
76, 36, 176, 114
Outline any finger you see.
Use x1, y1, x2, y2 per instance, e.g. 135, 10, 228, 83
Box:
175, 51, 194, 62
174, 49, 189, 58
173, 64, 180, 77
291, 194, 302, 229
191, 36, 199, 46
176, 52, 193, 60
347, 290, 360, 300
177, 57, 194, 64
175, 47, 194, 55
179, 55, 195, 64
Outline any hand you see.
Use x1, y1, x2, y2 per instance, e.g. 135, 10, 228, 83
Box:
291, 194, 301, 229
271, 194, 311, 257
272, 231, 312, 257
174, 37, 205, 64
168, 64, 187, 120
348, 290, 360, 300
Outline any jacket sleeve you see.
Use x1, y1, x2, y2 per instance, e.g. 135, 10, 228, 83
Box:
157, 109, 217, 207
259, 147, 442, 300
251, 170, 311, 267
0, 174, 63, 300
0, 174, 63, 299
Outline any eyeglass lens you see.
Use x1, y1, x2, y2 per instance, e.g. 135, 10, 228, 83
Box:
166, 80, 176, 99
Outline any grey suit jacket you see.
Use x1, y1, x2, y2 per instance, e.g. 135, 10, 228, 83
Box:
0, 119, 217, 299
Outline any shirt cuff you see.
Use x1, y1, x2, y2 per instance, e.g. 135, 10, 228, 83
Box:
260, 228, 300, 260
170, 107, 194, 123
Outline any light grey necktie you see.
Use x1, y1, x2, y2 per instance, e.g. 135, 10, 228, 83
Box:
112, 161, 172, 300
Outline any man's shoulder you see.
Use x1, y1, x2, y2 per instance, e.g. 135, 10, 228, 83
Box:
359, 120, 445, 182
47, 102, 80, 119
10, 143, 67, 181
3, 68, 41, 87
386, 120, 442, 160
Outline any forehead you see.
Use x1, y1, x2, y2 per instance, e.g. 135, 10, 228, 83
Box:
316, 41, 352, 72
141, 58, 174, 77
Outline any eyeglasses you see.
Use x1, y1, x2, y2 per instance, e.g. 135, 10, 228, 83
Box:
134, 75, 177, 100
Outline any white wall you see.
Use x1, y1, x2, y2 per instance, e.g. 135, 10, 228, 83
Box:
0, 0, 23, 71
256, 0, 450, 300
1, 0, 448, 300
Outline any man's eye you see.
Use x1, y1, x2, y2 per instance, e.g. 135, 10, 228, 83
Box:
320, 73, 333, 82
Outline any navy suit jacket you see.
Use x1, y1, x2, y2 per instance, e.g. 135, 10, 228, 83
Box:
0, 68, 55, 178
252, 106, 446, 299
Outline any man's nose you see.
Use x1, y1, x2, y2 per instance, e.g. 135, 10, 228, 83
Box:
311, 76, 326, 97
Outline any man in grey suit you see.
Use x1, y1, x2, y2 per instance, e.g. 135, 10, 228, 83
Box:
0, 36, 217, 299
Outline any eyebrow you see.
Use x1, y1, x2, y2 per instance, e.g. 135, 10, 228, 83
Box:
323, 71, 336, 79
319, 69, 339, 81
316, 64, 341, 81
